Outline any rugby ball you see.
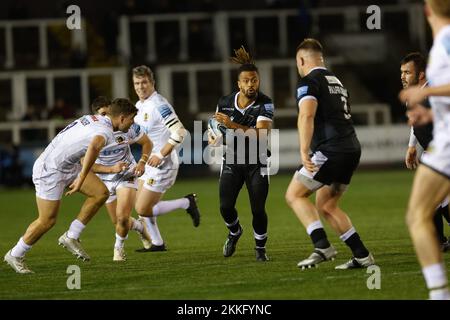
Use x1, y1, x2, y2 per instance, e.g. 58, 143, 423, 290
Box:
207, 117, 227, 140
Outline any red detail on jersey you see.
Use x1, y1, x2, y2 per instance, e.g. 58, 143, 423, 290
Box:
90, 115, 99, 121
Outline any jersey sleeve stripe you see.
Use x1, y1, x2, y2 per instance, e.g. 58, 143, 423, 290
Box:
298, 96, 317, 108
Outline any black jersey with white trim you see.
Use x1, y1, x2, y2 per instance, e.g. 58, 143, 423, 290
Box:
216, 91, 274, 127
412, 97, 433, 150
296, 68, 360, 153
216, 91, 274, 164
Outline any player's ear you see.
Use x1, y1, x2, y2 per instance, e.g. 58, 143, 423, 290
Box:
418, 71, 426, 82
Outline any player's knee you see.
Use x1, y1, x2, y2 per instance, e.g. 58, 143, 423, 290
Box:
38, 216, 57, 230
135, 203, 152, 216
285, 190, 297, 207
320, 201, 337, 216
116, 215, 129, 228
95, 188, 109, 203
406, 206, 429, 229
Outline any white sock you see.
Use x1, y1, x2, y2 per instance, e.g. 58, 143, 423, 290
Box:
339, 227, 356, 242
141, 216, 164, 246
11, 237, 32, 258
152, 199, 189, 216
67, 219, 86, 240
130, 217, 144, 233
423, 263, 448, 299
429, 288, 450, 300
114, 233, 128, 249
306, 220, 324, 235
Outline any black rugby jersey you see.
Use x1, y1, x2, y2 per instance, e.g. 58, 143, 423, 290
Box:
216, 91, 274, 164
412, 97, 433, 149
296, 67, 360, 153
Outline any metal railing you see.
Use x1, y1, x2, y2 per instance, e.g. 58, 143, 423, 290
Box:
0, 18, 87, 69
118, 4, 427, 64
0, 67, 129, 120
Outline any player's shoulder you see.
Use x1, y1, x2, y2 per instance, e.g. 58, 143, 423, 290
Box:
218, 92, 237, 107
256, 92, 273, 105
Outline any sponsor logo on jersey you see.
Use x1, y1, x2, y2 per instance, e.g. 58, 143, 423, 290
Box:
325, 75, 343, 86
144, 113, 149, 121
115, 136, 125, 144
297, 86, 308, 98
158, 104, 173, 119
80, 117, 90, 126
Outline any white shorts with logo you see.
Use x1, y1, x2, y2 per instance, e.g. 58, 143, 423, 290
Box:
102, 176, 138, 204
421, 137, 450, 180
139, 152, 179, 193
32, 159, 81, 201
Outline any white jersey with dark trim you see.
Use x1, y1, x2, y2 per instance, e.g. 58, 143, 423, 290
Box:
95, 123, 144, 182
36, 115, 115, 173
427, 25, 450, 151
134, 91, 183, 154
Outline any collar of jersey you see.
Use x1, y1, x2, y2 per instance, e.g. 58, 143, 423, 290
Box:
102, 115, 113, 129
306, 66, 327, 76
234, 92, 256, 114
140, 91, 158, 105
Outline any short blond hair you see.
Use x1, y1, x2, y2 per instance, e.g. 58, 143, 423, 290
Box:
426, 0, 450, 18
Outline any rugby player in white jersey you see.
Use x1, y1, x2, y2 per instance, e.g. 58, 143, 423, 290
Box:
399, 0, 450, 300
132, 65, 200, 251
89, 96, 153, 261
4, 98, 138, 273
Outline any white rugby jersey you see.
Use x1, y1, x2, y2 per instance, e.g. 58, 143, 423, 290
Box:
134, 91, 182, 154
95, 123, 144, 182
427, 25, 450, 150
37, 115, 115, 173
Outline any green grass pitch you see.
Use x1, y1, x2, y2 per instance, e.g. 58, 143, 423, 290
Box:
0, 170, 447, 299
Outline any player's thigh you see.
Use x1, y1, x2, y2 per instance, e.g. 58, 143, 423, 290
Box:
115, 187, 136, 219
135, 185, 163, 212
35, 196, 60, 223
79, 171, 108, 198
285, 171, 316, 202
245, 166, 269, 208
219, 165, 245, 207
408, 165, 450, 219
316, 184, 346, 211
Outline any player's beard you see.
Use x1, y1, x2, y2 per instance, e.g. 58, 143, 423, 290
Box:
245, 89, 258, 100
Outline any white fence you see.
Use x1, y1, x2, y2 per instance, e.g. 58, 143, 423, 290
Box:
117, 4, 427, 63
0, 67, 129, 120
0, 18, 86, 69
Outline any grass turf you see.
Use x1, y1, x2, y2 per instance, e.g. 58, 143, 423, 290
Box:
0, 170, 446, 300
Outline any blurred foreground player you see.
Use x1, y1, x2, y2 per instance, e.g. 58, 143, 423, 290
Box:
399, 0, 450, 300
400, 52, 450, 251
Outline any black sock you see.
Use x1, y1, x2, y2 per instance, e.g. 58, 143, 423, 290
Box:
228, 223, 241, 235
433, 209, 446, 243
345, 233, 369, 258
255, 237, 267, 248
310, 228, 331, 249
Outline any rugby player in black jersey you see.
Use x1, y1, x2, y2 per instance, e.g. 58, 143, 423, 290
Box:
285, 38, 375, 269
400, 52, 450, 251
208, 46, 274, 262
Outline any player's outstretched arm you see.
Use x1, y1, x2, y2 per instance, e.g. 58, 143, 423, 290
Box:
66, 135, 106, 196
399, 83, 450, 106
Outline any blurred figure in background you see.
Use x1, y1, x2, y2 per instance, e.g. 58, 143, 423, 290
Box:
48, 98, 76, 120
400, 52, 450, 251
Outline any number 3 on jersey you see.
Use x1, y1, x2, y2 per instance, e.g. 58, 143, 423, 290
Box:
341, 96, 352, 120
